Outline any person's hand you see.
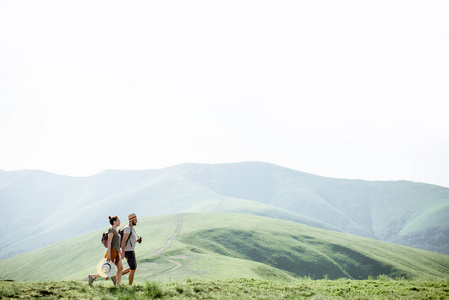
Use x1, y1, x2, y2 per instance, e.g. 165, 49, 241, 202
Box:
121, 252, 125, 259
106, 255, 111, 262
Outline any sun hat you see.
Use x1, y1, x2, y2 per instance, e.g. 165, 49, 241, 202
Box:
96, 259, 117, 278
128, 213, 137, 221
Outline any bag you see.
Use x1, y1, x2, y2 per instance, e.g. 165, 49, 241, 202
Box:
101, 228, 118, 248
101, 232, 108, 248
118, 226, 132, 247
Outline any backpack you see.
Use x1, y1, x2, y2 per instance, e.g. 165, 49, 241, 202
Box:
100, 228, 119, 248
118, 226, 133, 247
101, 232, 109, 248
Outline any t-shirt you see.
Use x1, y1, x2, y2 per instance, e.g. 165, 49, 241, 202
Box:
123, 225, 136, 252
108, 228, 121, 252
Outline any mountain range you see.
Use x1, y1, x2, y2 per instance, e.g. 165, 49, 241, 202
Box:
1, 162, 448, 261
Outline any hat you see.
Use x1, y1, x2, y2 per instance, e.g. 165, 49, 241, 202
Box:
128, 213, 137, 221
96, 259, 117, 278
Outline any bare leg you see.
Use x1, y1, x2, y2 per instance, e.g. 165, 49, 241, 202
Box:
116, 260, 123, 286
122, 267, 130, 276
128, 270, 136, 285
89, 273, 101, 280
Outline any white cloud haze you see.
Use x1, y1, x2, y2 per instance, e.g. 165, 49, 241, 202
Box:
1, 0, 448, 187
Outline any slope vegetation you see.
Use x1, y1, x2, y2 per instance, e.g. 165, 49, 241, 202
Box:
1, 162, 448, 259
182, 162, 449, 252
1, 213, 448, 282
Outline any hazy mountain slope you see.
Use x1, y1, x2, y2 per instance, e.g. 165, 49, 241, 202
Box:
185, 197, 338, 232
0, 169, 165, 258
1, 213, 448, 282
182, 163, 380, 236
0, 166, 328, 259
1, 162, 448, 260
179, 162, 449, 253
0, 170, 214, 258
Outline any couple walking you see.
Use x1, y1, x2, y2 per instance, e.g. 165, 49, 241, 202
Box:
88, 213, 141, 286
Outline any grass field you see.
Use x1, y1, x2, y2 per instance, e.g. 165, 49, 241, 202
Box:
1, 213, 449, 283
1, 277, 448, 299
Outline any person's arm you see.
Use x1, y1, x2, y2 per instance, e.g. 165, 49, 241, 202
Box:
121, 230, 129, 258
106, 231, 113, 262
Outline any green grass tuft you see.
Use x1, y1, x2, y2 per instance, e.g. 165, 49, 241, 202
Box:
3, 278, 448, 299
144, 281, 164, 298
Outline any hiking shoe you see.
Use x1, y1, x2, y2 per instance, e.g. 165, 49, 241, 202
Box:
88, 275, 94, 286
111, 276, 117, 286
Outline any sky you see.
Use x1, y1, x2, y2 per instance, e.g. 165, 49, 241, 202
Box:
1, 0, 448, 187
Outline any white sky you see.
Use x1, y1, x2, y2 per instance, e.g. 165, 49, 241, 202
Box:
1, 0, 449, 187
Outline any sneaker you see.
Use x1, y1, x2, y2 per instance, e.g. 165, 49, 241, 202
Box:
111, 276, 117, 286
88, 275, 94, 286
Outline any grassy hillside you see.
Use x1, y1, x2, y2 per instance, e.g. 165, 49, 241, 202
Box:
2, 162, 449, 260
1, 213, 448, 283
0, 165, 332, 259
0, 214, 179, 281
181, 162, 449, 253
174, 214, 449, 280
185, 196, 338, 231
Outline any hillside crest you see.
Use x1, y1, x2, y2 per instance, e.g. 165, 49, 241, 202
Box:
1, 161, 448, 260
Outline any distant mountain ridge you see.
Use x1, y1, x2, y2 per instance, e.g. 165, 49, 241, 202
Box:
1, 162, 448, 259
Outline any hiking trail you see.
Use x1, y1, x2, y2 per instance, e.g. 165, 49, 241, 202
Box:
155, 214, 183, 274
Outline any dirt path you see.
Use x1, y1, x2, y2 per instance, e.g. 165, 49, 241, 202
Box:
155, 214, 183, 274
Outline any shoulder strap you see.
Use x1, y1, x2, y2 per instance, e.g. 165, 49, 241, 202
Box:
124, 225, 132, 245
133, 227, 139, 238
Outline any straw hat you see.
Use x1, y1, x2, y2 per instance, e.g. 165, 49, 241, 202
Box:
96, 259, 117, 278
128, 213, 137, 221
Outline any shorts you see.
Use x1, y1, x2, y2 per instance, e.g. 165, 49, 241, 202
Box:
125, 251, 137, 270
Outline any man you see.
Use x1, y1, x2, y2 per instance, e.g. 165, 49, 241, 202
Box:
120, 213, 141, 285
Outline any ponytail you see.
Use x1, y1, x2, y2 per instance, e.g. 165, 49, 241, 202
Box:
109, 215, 118, 225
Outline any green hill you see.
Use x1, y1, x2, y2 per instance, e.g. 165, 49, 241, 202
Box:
182, 163, 449, 251
2, 162, 449, 260
1, 213, 448, 282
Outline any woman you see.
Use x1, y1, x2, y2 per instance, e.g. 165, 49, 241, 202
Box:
88, 216, 123, 286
